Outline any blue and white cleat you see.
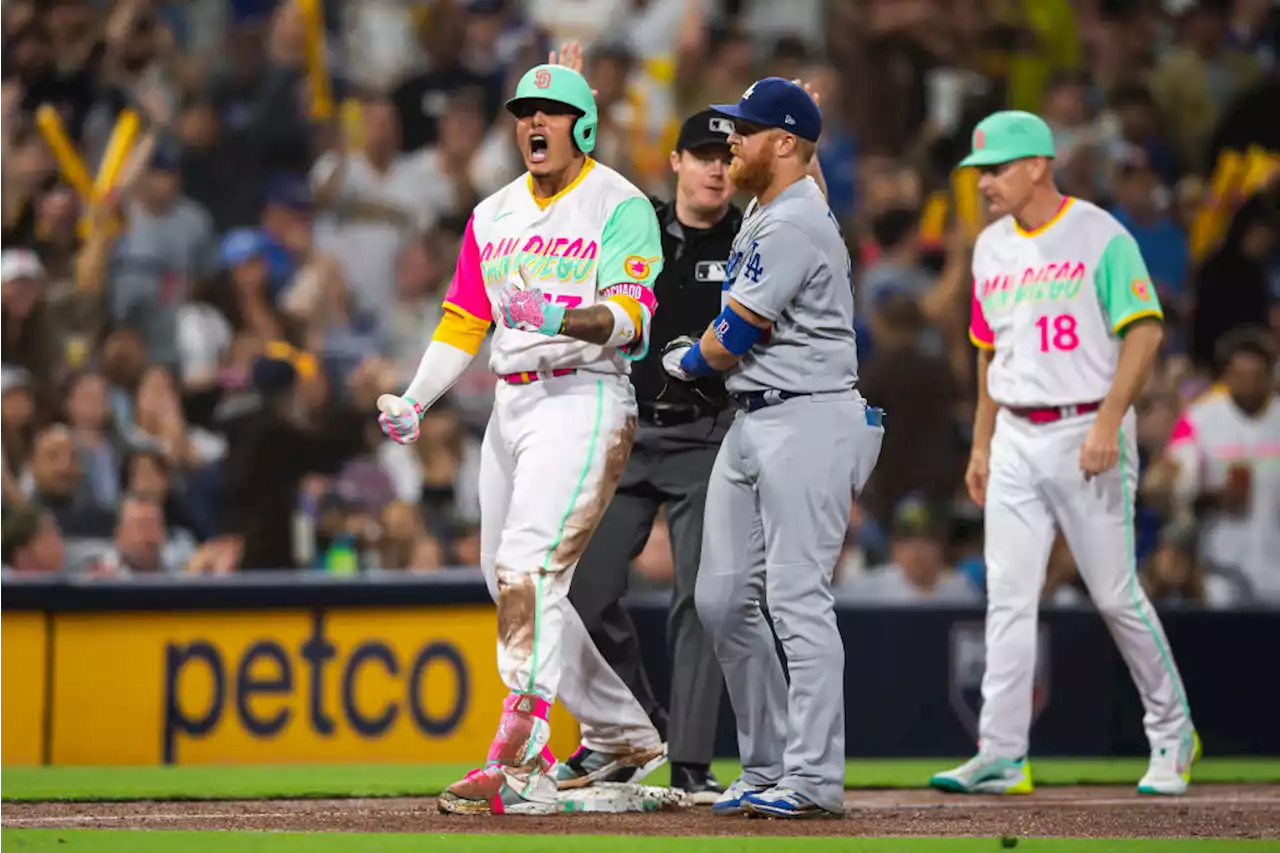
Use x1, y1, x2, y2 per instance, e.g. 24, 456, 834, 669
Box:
742, 786, 841, 819
929, 755, 1034, 794
711, 777, 769, 815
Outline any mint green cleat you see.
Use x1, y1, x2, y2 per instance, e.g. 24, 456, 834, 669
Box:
929, 755, 1035, 794
1138, 730, 1202, 796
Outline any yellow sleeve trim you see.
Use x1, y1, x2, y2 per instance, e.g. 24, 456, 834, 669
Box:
969, 329, 996, 350
607, 294, 645, 329
432, 302, 492, 356
1113, 309, 1164, 335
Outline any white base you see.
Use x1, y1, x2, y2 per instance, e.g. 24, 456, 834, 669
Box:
556, 783, 692, 814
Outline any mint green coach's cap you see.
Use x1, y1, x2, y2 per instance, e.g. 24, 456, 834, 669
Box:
958, 110, 1056, 168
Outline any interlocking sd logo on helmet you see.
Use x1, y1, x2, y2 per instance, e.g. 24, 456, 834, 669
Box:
534, 69, 551, 88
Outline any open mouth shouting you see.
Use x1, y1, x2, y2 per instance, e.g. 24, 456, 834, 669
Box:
529, 133, 548, 165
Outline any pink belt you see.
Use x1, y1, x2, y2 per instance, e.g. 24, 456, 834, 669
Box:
501, 369, 578, 385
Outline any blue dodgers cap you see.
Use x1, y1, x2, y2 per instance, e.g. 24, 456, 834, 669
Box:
219, 228, 272, 268
711, 77, 822, 143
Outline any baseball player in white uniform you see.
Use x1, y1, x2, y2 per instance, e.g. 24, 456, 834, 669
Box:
378, 63, 667, 815
930, 111, 1199, 797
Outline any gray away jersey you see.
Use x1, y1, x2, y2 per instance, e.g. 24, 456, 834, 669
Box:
722, 177, 858, 394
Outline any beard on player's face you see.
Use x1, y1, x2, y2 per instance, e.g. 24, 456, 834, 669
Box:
729, 136, 774, 195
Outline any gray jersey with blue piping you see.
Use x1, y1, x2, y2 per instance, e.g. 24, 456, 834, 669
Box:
721, 177, 858, 394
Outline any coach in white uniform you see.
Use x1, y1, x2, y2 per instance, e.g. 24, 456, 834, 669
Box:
929, 111, 1199, 797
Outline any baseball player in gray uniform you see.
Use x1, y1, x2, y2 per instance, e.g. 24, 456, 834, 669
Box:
663, 77, 884, 819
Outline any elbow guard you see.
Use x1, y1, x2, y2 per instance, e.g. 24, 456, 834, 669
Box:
712, 305, 764, 355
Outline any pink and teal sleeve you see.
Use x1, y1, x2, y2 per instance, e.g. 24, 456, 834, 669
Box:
969, 283, 995, 350
433, 213, 494, 355
442, 214, 492, 324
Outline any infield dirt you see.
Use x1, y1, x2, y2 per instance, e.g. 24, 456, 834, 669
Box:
4, 785, 1278, 839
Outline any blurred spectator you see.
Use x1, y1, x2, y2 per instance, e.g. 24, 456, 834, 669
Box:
585, 44, 640, 179
109, 148, 215, 368
128, 364, 227, 467
404, 90, 509, 224
838, 496, 981, 604
1163, 328, 1280, 601
376, 499, 447, 572
311, 96, 441, 315
1, 365, 37, 484
1003, 0, 1083, 116
452, 520, 482, 567
385, 235, 448, 382
295, 261, 388, 388
805, 63, 857, 223
1151, 1, 1261, 174
213, 229, 296, 343
195, 347, 384, 573
101, 327, 151, 427
1190, 193, 1276, 370
258, 176, 318, 292
858, 294, 964, 527
391, 7, 498, 153
1100, 83, 1181, 187
377, 395, 482, 524
1042, 72, 1096, 177
1141, 517, 1248, 608
1225, 0, 1277, 70
86, 492, 192, 576
1, 504, 65, 574
23, 424, 114, 538
121, 447, 201, 541
1, 249, 59, 399
1110, 148, 1191, 319
861, 208, 934, 312
63, 369, 125, 508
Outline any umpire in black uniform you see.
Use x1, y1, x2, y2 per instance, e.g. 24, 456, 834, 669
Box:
556, 110, 741, 801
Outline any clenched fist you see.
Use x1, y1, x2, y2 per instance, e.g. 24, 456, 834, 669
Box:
378, 394, 424, 444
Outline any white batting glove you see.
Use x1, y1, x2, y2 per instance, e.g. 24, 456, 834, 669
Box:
377, 394, 424, 444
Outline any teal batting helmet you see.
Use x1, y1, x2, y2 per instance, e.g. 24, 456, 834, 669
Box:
505, 65, 598, 154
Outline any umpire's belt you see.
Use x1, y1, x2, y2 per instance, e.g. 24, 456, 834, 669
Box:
732, 389, 809, 412
639, 400, 705, 427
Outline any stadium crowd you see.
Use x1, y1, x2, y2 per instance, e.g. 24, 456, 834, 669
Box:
2, 0, 1279, 609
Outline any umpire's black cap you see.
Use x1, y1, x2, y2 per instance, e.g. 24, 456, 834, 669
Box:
676, 109, 735, 152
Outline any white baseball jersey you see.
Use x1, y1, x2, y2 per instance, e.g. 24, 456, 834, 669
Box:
1167, 389, 1280, 600
969, 198, 1162, 406
441, 158, 662, 377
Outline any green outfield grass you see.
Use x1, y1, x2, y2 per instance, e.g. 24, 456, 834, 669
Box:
3, 758, 1278, 803
1, 832, 1278, 852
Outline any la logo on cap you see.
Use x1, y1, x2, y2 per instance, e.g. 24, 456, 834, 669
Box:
742, 81, 757, 100
974, 129, 986, 149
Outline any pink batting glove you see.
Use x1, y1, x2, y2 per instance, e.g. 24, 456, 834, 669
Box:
499, 286, 566, 336
377, 394, 424, 444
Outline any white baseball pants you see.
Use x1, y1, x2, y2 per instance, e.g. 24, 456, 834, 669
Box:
979, 407, 1194, 759
478, 372, 662, 753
